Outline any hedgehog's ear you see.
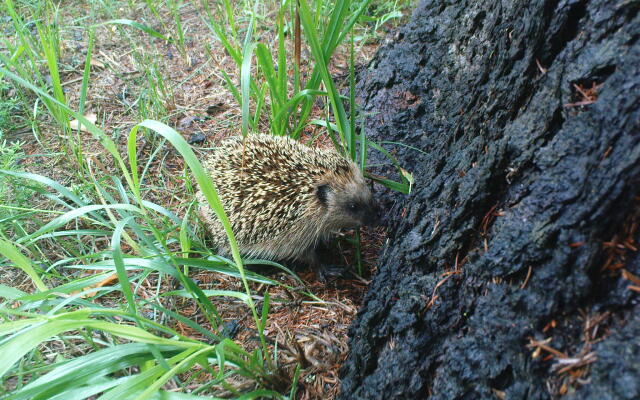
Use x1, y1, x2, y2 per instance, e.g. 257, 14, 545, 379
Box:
316, 184, 332, 206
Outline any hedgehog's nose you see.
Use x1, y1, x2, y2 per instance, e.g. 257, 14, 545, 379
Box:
364, 203, 382, 227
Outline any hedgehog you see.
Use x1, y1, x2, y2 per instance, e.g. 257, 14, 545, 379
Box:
196, 134, 379, 278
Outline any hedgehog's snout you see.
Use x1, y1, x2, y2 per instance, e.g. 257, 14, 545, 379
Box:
363, 200, 382, 227
341, 196, 380, 228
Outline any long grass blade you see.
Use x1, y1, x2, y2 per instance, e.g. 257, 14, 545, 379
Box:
129, 120, 268, 355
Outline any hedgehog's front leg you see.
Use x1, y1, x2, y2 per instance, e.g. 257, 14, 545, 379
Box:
307, 244, 348, 282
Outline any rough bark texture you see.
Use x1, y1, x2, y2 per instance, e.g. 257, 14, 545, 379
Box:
340, 0, 640, 399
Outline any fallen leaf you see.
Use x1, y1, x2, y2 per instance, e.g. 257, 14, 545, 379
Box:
82, 273, 118, 298
401, 168, 415, 193
622, 269, 640, 286
70, 113, 97, 132
90, 58, 106, 68
178, 115, 199, 129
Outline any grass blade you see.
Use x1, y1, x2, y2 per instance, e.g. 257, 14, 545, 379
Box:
9, 343, 180, 400
92, 19, 170, 42
241, 43, 258, 136
0, 240, 47, 292
298, 0, 350, 145
16, 204, 142, 245
112, 216, 137, 315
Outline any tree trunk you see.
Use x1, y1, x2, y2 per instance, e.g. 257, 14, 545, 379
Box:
340, 0, 640, 399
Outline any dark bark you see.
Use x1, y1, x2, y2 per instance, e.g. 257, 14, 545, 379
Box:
340, 0, 640, 399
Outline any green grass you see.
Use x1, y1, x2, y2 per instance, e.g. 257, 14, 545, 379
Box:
205, 0, 412, 192
0, 0, 413, 398
0, 75, 296, 397
0, 80, 41, 241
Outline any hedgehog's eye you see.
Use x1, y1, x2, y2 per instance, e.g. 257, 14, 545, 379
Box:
348, 201, 358, 211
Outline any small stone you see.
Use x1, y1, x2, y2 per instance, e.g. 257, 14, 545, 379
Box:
188, 133, 206, 145
206, 102, 228, 116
